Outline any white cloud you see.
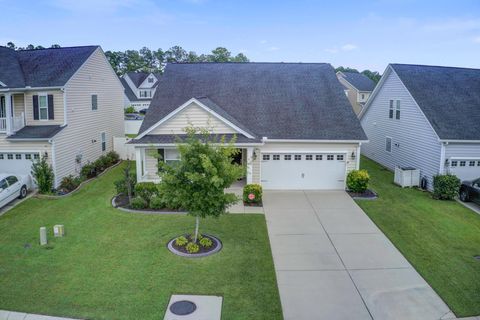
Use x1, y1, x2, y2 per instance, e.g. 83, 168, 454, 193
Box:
341, 44, 358, 51
267, 46, 279, 51
474, 36, 480, 43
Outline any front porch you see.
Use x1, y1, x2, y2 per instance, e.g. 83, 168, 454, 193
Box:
0, 93, 26, 135
135, 146, 257, 185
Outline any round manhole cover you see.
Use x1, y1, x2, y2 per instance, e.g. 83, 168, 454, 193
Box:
170, 300, 197, 315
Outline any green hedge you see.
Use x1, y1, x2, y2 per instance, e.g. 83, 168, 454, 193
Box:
433, 174, 461, 200
346, 169, 370, 193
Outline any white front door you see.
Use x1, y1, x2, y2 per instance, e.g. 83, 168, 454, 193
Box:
0, 152, 39, 176
261, 153, 347, 190
450, 159, 480, 181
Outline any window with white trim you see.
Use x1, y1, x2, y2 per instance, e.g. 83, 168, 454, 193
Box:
395, 100, 401, 119
386, 137, 392, 153
148, 77, 154, 83
294, 155, 301, 160
284, 155, 291, 160
306, 155, 313, 160
316, 154, 323, 160
273, 155, 280, 160
469, 161, 475, 167
165, 148, 181, 165
33, 153, 40, 160
25, 154, 32, 160
389, 100, 394, 119
327, 155, 334, 160
451, 160, 458, 167
15, 154, 21, 160
262, 154, 270, 161
39, 94, 49, 120
7, 154, 13, 160
478, 161, 480, 166
101, 132, 106, 152
337, 155, 344, 161
460, 161, 466, 167
0, 154, 3, 160
92, 94, 98, 110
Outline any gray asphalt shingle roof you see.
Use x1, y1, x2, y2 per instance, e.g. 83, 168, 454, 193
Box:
341, 72, 376, 91
0, 46, 98, 88
120, 77, 150, 102
126, 72, 162, 88
140, 63, 367, 141
6, 125, 65, 140
391, 64, 480, 141
130, 134, 261, 144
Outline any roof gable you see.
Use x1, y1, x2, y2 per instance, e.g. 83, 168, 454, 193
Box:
140, 63, 367, 141
391, 64, 480, 141
339, 72, 376, 91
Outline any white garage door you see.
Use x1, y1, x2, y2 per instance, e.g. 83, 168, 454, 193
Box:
0, 152, 39, 175
261, 153, 347, 190
450, 159, 480, 181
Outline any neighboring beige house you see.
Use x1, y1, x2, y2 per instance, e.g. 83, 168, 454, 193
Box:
120, 72, 161, 111
130, 63, 367, 190
337, 71, 376, 115
0, 45, 124, 187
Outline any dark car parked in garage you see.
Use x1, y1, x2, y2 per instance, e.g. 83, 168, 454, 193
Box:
459, 178, 480, 204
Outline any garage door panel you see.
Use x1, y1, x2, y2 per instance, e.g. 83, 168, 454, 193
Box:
0, 152, 39, 175
450, 159, 480, 181
261, 153, 346, 190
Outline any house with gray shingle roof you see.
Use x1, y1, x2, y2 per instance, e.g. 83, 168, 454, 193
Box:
0, 45, 124, 187
360, 63, 480, 187
120, 72, 161, 111
130, 62, 367, 190
337, 71, 376, 115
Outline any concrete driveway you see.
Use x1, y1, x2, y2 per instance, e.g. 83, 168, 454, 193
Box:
263, 190, 455, 320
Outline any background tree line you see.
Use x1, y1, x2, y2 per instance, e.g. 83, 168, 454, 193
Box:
4, 42, 381, 81
335, 66, 382, 83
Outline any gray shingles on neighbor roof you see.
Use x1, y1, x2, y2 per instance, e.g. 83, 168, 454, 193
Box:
126, 72, 162, 88
0, 46, 98, 88
120, 77, 150, 102
139, 63, 367, 141
391, 64, 480, 141
341, 72, 376, 91
7, 125, 65, 140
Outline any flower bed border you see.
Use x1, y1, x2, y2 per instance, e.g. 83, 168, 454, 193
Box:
347, 189, 378, 200
111, 194, 187, 215
35, 161, 122, 199
167, 234, 222, 258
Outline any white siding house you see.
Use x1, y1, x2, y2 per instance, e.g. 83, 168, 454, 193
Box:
360, 64, 480, 188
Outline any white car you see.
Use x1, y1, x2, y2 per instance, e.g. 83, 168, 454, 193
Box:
0, 174, 30, 208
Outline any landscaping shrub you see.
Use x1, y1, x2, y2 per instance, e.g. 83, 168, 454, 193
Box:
31, 156, 55, 194
80, 163, 97, 179
186, 242, 199, 254
149, 196, 165, 209
346, 169, 370, 193
243, 184, 263, 204
59, 175, 82, 192
134, 182, 159, 205
131, 197, 148, 209
433, 174, 461, 200
199, 237, 212, 248
175, 236, 188, 247
124, 106, 135, 114
93, 156, 109, 172
105, 151, 120, 165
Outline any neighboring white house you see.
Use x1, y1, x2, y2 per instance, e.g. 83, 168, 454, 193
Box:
360, 63, 480, 189
0, 45, 124, 187
337, 71, 376, 115
130, 62, 367, 190
120, 72, 161, 111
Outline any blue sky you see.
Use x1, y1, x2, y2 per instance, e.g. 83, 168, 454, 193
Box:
2, 0, 480, 72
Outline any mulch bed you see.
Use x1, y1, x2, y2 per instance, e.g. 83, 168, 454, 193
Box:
347, 189, 378, 200
114, 193, 182, 212
171, 234, 219, 255
243, 201, 263, 207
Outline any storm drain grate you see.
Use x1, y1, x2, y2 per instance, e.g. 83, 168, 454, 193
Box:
169, 300, 197, 315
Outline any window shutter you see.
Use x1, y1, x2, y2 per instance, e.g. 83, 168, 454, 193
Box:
47, 95, 54, 120
33, 95, 39, 120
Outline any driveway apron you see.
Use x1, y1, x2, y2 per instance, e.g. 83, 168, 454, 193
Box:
263, 190, 453, 320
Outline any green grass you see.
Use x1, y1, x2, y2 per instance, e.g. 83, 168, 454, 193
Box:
358, 156, 480, 317
125, 134, 137, 138
0, 163, 282, 320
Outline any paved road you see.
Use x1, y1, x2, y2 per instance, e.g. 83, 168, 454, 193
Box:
263, 190, 454, 320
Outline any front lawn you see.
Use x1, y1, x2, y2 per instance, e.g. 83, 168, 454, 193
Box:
358, 157, 480, 317
0, 163, 282, 320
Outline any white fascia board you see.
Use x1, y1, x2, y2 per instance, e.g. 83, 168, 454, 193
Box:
137, 98, 255, 139
0, 86, 63, 92
130, 142, 263, 147
440, 139, 480, 143
260, 150, 349, 154
263, 138, 368, 144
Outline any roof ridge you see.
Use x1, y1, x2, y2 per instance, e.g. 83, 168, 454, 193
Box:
13, 45, 99, 52
391, 63, 480, 72
169, 62, 329, 65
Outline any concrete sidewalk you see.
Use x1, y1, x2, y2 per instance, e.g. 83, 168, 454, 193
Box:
263, 190, 456, 320
0, 310, 81, 320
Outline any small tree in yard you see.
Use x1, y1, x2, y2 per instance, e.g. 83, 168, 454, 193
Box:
159, 127, 243, 243
114, 159, 136, 205
31, 156, 55, 194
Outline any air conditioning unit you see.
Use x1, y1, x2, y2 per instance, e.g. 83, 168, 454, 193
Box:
394, 166, 420, 188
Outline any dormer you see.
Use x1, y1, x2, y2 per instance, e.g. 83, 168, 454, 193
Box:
139, 73, 158, 89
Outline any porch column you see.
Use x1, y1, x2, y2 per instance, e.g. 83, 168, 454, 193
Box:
135, 147, 145, 182
246, 147, 254, 184
4, 93, 12, 135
